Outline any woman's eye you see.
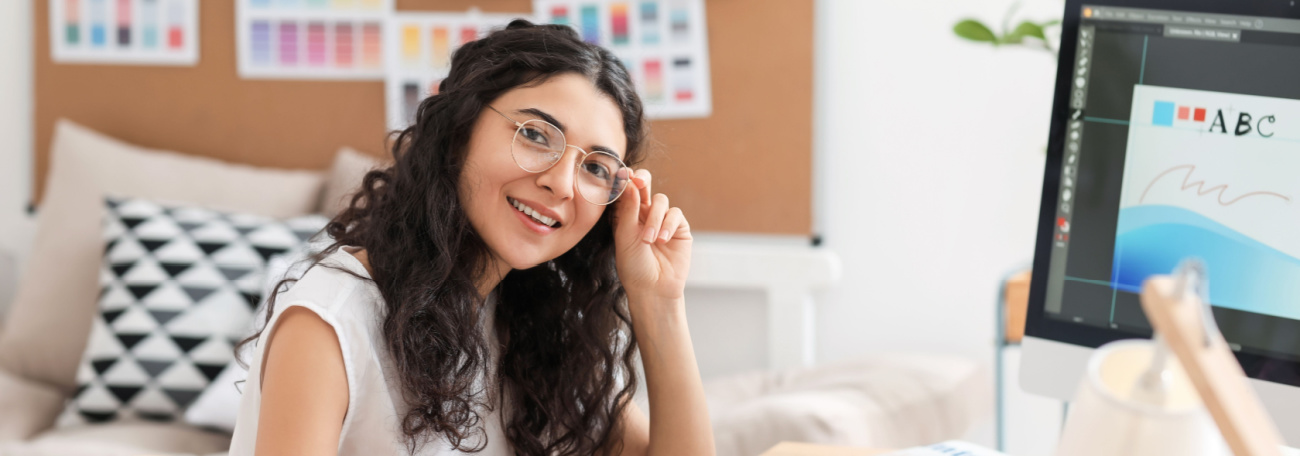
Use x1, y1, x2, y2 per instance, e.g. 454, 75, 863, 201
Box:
582, 162, 612, 181
521, 126, 549, 146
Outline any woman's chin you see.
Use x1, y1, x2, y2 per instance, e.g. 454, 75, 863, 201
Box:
501, 253, 553, 271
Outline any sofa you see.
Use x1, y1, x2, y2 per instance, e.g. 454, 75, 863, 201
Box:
0, 120, 989, 456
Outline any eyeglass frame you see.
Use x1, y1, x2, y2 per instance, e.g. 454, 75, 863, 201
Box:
486, 105, 631, 206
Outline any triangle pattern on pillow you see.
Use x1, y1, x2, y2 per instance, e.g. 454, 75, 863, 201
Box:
58, 197, 330, 429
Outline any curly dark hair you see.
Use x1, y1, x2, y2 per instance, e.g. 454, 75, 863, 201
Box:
238, 19, 647, 455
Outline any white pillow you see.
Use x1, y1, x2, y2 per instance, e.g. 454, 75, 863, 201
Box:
184, 224, 334, 433
0, 119, 326, 395
57, 197, 331, 429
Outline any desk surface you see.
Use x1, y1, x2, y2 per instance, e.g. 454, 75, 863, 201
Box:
761, 442, 890, 456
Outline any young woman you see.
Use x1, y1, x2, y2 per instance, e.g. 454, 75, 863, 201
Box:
229, 20, 715, 456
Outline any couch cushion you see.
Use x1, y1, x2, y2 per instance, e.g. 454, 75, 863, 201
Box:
0, 422, 229, 456
0, 119, 325, 394
317, 146, 390, 218
706, 353, 990, 456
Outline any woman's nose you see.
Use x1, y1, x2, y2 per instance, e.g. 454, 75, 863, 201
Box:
534, 146, 580, 199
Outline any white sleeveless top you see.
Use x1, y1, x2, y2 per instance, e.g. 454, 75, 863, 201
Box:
229, 247, 511, 455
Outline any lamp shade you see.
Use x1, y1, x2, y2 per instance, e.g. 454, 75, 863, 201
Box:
1055, 339, 1230, 456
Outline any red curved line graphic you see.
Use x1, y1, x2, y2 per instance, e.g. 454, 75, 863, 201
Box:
1139, 164, 1292, 206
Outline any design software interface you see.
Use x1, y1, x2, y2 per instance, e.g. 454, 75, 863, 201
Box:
1043, 5, 1300, 366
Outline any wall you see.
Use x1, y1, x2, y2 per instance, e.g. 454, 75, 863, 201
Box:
691, 0, 1065, 451
808, 0, 1065, 450
689, 0, 1062, 381
814, 0, 1058, 366
0, 0, 34, 318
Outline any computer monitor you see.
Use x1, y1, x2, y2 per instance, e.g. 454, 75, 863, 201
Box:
1023, 0, 1300, 444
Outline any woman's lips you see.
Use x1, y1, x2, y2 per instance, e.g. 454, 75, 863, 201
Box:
509, 197, 557, 234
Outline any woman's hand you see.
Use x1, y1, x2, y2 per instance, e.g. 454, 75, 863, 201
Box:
612, 169, 692, 307
610, 169, 714, 456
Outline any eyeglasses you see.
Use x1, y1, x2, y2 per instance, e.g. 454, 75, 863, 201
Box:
488, 105, 631, 206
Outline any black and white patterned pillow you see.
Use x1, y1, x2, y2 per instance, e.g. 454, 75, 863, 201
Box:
58, 197, 327, 427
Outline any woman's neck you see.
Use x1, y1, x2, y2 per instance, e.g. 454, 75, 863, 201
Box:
477, 253, 513, 299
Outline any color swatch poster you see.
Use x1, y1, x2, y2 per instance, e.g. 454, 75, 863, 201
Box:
384, 11, 526, 130
50, 0, 199, 65
533, 0, 712, 119
236, 0, 392, 80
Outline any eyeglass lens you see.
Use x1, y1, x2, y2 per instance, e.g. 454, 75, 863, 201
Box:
511, 119, 630, 205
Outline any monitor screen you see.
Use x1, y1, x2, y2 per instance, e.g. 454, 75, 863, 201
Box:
1033, 2, 1300, 385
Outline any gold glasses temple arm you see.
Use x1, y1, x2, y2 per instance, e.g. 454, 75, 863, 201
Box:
486, 105, 523, 127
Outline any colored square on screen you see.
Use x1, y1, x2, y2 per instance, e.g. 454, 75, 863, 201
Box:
1177, 106, 1189, 120
1152, 101, 1175, 126
1194, 107, 1207, 122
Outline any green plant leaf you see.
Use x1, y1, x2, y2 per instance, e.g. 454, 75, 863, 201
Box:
1013, 21, 1046, 41
953, 19, 998, 43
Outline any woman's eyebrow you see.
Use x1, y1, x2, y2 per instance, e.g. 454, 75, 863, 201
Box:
516, 107, 622, 158
516, 108, 566, 132
590, 145, 623, 159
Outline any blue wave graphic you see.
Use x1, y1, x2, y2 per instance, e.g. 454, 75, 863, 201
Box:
1113, 205, 1300, 320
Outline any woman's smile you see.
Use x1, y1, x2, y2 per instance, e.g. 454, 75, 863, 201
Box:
507, 196, 561, 234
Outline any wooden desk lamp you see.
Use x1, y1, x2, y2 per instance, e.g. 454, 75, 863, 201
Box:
1140, 262, 1284, 456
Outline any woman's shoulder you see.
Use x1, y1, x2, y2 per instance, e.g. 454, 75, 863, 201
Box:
273, 248, 378, 317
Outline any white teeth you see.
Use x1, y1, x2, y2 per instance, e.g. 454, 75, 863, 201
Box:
510, 198, 558, 228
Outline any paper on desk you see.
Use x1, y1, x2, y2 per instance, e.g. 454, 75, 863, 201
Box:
881, 440, 1009, 456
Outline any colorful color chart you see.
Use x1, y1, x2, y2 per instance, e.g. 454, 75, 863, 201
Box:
384, 10, 524, 129
49, 0, 198, 65
236, 0, 391, 79
532, 0, 712, 119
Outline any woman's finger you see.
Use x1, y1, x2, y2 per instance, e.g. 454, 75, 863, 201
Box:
614, 168, 643, 242
642, 193, 670, 243
657, 207, 685, 243
635, 169, 653, 211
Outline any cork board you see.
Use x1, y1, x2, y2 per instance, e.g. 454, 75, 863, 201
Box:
34, 0, 813, 235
